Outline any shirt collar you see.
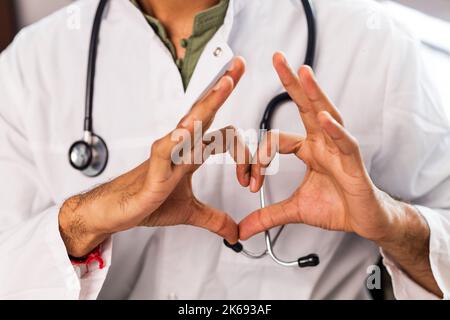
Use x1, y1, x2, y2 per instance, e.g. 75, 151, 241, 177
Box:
129, 0, 230, 36
115, 0, 254, 38
193, 0, 229, 35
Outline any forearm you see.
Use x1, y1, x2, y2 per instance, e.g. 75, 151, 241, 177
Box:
59, 194, 110, 258
376, 198, 443, 297
58, 162, 150, 258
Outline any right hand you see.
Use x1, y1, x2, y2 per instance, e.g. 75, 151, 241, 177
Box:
59, 57, 249, 257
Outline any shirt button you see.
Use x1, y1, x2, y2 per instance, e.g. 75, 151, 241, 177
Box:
213, 47, 223, 57
180, 39, 188, 48
168, 292, 178, 300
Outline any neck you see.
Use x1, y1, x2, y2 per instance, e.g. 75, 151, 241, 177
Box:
138, 0, 219, 38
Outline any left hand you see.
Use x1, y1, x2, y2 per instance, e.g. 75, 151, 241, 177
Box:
239, 52, 402, 242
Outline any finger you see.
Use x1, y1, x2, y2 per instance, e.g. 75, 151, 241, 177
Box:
232, 129, 252, 187
150, 58, 246, 176
298, 66, 344, 125
182, 76, 234, 134
149, 129, 191, 180
317, 111, 358, 155
178, 57, 246, 166
149, 58, 246, 182
317, 111, 364, 173
188, 205, 239, 244
239, 198, 299, 241
203, 126, 252, 187
180, 57, 246, 133
223, 56, 246, 88
250, 130, 278, 193
250, 131, 305, 193
273, 52, 320, 134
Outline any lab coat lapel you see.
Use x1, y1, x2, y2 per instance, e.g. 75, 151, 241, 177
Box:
183, 0, 237, 109
183, 34, 234, 109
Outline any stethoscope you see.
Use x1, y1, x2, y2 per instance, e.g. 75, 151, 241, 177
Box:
69, 0, 320, 268
225, 0, 320, 269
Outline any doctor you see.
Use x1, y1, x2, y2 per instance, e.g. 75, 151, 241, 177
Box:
0, 0, 449, 299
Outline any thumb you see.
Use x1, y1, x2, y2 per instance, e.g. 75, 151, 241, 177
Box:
187, 204, 239, 244
239, 198, 299, 241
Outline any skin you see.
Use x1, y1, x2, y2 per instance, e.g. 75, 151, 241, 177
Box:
136, 0, 220, 59
59, 57, 250, 257
59, 0, 442, 297
239, 53, 442, 297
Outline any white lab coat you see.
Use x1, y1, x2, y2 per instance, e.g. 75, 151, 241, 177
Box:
0, 0, 449, 300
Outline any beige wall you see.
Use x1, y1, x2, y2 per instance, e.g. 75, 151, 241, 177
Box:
16, 0, 72, 28
393, 0, 450, 21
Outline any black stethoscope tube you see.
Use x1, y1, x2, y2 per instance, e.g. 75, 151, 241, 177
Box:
84, 0, 109, 133
260, 0, 316, 131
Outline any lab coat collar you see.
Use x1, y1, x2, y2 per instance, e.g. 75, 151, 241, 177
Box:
111, 0, 253, 39
217, 0, 257, 39
110, 0, 251, 110
111, 0, 158, 39
184, 0, 254, 108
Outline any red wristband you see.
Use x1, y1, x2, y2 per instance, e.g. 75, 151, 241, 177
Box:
70, 247, 105, 270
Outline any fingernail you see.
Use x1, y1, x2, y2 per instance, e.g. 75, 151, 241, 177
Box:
244, 172, 250, 183
304, 65, 315, 78
250, 177, 257, 192
227, 59, 235, 72
213, 78, 224, 92
278, 52, 287, 64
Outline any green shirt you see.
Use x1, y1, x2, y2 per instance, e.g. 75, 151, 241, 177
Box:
131, 0, 229, 90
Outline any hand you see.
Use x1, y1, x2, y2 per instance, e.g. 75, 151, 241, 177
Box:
60, 57, 250, 257
239, 53, 443, 297
239, 52, 402, 242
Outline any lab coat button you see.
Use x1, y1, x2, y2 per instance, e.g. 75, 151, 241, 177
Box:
168, 292, 178, 300
213, 47, 223, 57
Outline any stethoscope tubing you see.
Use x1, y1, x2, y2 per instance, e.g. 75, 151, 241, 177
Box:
233, 0, 318, 267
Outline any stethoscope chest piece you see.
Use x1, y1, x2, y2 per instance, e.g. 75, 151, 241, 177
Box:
69, 0, 110, 178
69, 133, 108, 177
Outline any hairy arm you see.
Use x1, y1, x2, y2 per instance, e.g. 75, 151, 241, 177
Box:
376, 195, 442, 297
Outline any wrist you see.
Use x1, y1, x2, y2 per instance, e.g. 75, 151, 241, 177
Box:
59, 196, 109, 258
371, 195, 441, 296
374, 195, 430, 256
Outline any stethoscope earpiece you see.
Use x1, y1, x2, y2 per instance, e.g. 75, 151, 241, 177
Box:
69, 132, 108, 177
